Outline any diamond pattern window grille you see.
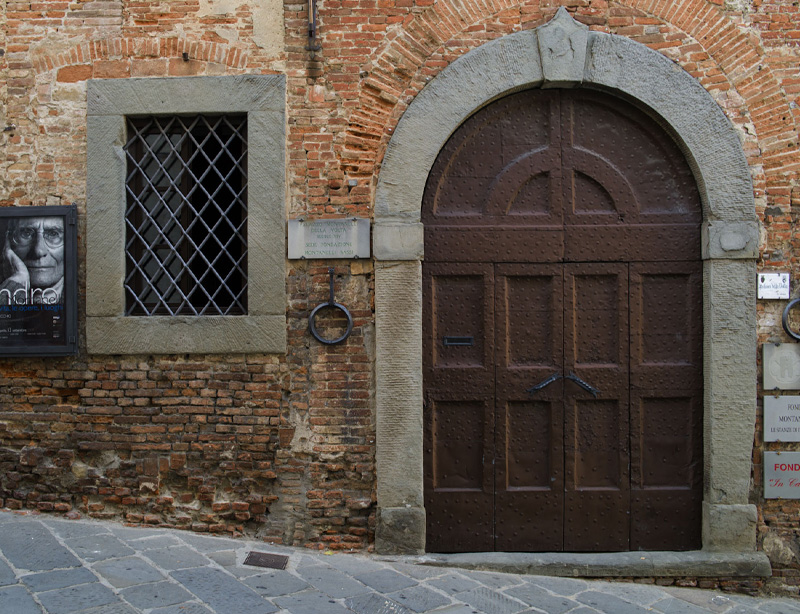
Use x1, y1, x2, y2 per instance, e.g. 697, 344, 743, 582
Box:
124, 115, 248, 316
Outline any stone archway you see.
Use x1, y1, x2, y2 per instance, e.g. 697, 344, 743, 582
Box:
373, 8, 759, 559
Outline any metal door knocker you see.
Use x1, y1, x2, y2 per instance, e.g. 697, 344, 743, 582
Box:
783, 298, 800, 341
309, 268, 353, 345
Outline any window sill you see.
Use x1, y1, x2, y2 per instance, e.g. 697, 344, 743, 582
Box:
86, 315, 286, 355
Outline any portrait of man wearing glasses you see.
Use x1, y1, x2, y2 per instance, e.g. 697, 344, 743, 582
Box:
0, 216, 65, 306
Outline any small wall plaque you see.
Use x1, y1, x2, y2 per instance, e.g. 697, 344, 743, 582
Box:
763, 343, 800, 390
288, 218, 370, 260
764, 396, 800, 442
758, 272, 790, 299
765, 451, 800, 499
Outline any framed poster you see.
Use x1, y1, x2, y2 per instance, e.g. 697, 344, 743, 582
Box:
0, 205, 77, 356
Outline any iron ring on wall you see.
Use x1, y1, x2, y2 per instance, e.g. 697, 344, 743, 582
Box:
782, 298, 800, 341
308, 267, 354, 345
309, 301, 353, 345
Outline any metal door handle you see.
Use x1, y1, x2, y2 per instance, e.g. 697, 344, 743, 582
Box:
565, 372, 600, 398
527, 372, 561, 395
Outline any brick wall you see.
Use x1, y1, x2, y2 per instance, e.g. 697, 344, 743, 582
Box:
1, 0, 800, 576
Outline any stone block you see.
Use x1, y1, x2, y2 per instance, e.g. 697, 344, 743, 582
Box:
375, 506, 425, 555
702, 503, 758, 552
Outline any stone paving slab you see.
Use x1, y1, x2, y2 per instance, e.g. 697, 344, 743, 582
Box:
344, 591, 413, 614
294, 563, 372, 598
41, 519, 112, 540
20, 567, 98, 592
387, 584, 452, 612
92, 556, 166, 588
243, 570, 311, 597
150, 605, 213, 614
457, 586, 529, 614
353, 568, 418, 593
63, 535, 135, 563
119, 580, 195, 609
170, 566, 279, 614
78, 603, 140, 614
129, 535, 183, 551
272, 588, 354, 614
576, 590, 655, 614
0, 511, 797, 614
528, 575, 589, 595
0, 584, 44, 614
505, 582, 580, 613
36, 581, 121, 614
652, 596, 725, 614
427, 572, 483, 594
0, 557, 17, 587
143, 547, 209, 570
2, 521, 81, 571
751, 601, 800, 614
433, 606, 487, 614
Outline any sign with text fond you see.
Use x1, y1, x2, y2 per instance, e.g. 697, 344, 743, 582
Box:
288, 218, 370, 260
765, 452, 800, 499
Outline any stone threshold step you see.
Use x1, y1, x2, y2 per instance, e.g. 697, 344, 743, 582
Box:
389, 551, 772, 578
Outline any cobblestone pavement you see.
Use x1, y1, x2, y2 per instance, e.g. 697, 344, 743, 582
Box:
0, 511, 798, 614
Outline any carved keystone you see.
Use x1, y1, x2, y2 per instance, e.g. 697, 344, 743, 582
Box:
537, 7, 589, 87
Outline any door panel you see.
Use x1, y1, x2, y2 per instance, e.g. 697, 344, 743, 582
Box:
565, 399, 628, 551
564, 264, 630, 551
424, 227, 564, 263
495, 264, 563, 551
425, 397, 494, 551
424, 263, 495, 552
629, 262, 702, 550
565, 225, 700, 262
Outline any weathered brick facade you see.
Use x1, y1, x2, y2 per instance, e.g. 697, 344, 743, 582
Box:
1, 0, 800, 590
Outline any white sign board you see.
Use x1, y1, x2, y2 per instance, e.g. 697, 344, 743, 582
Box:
288, 218, 370, 260
764, 451, 800, 499
764, 396, 800, 442
757, 272, 790, 299
763, 343, 800, 390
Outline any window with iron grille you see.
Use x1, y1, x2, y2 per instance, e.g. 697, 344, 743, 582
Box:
87, 75, 286, 355
124, 115, 248, 316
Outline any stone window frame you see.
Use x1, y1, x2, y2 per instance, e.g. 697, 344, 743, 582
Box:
86, 75, 286, 354
373, 8, 762, 562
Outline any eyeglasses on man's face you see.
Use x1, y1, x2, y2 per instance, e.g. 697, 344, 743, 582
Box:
10, 224, 65, 249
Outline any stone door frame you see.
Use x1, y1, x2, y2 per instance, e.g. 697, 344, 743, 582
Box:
373, 8, 759, 555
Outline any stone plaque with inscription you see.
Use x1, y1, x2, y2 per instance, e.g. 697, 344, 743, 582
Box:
765, 451, 800, 499
764, 396, 800, 442
757, 272, 790, 299
288, 218, 370, 260
763, 343, 800, 391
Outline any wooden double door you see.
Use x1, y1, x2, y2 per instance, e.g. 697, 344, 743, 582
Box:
422, 88, 703, 552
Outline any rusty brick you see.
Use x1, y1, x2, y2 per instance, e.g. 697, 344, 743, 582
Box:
56, 65, 93, 82
92, 59, 130, 79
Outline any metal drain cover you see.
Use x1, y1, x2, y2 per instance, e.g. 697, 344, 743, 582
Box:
244, 551, 289, 570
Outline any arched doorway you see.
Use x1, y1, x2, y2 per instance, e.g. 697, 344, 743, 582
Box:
373, 8, 758, 558
422, 87, 703, 552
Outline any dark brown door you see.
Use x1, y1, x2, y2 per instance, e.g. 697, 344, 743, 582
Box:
423, 88, 703, 553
